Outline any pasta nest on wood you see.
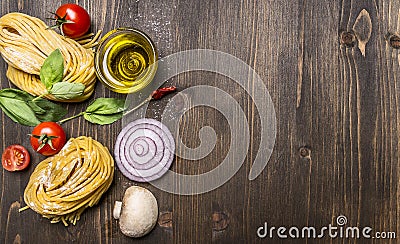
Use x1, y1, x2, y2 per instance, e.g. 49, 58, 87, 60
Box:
0, 12, 100, 102
22, 136, 114, 226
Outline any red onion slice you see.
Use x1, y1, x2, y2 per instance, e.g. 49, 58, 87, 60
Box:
114, 118, 175, 182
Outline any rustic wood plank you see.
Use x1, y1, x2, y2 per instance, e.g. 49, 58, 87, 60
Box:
1, 0, 400, 243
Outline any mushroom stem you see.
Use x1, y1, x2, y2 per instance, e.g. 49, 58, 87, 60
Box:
113, 201, 122, 219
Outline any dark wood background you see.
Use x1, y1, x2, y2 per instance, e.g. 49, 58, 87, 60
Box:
1, 0, 400, 243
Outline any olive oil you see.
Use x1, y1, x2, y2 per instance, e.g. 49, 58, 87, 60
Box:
108, 40, 149, 83
95, 28, 158, 93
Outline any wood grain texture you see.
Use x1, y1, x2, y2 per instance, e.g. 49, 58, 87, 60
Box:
1, 0, 400, 243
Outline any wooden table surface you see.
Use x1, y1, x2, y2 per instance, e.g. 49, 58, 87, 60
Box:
1, 0, 400, 243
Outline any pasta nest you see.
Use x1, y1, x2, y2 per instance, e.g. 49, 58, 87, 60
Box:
23, 136, 114, 226
0, 12, 98, 102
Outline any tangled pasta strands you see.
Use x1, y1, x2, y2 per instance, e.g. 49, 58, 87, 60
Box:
0, 13, 100, 102
22, 136, 114, 226
75, 31, 102, 49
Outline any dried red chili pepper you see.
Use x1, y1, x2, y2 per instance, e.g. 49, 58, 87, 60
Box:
151, 86, 177, 100
124, 86, 177, 116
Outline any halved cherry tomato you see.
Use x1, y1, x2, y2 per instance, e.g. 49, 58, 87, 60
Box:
2, 145, 30, 171
53, 4, 91, 38
30, 122, 66, 156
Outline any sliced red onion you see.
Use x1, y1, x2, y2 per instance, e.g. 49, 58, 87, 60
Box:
114, 118, 175, 182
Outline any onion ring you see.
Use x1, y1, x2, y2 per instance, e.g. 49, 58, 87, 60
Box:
114, 118, 175, 182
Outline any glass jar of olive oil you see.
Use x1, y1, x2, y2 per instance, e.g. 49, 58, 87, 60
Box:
95, 28, 158, 93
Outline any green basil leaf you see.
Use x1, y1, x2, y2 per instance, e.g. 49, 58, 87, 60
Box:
40, 49, 64, 89
85, 98, 126, 114
0, 88, 33, 100
0, 88, 67, 126
83, 112, 123, 125
82, 98, 125, 125
27, 98, 67, 122
0, 96, 40, 126
49, 82, 85, 100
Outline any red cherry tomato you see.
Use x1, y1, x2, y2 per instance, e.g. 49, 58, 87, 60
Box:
2, 145, 30, 171
55, 4, 91, 38
30, 122, 66, 156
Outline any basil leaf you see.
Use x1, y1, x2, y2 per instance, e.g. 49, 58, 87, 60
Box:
0, 88, 33, 100
0, 88, 67, 126
49, 82, 85, 100
40, 49, 64, 89
82, 98, 125, 125
0, 96, 40, 126
83, 112, 123, 125
0, 88, 66, 121
28, 98, 67, 122
85, 98, 126, 114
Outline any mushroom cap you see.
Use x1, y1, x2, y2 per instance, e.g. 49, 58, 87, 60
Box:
119, 186, 158, 238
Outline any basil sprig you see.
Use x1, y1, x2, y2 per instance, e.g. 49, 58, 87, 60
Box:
40, 49, 64, 89
50, 82, 85, 100
0, 88, 67, 126
40, 49, 84, 100
59, 98, 126, 125
0, 89, 124, 126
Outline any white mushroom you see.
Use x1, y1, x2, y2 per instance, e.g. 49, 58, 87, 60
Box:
113, 186, 158, 238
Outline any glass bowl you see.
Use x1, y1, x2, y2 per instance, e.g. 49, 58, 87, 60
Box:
94, 28, 158, 93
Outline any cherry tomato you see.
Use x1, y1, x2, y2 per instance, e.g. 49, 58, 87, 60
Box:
2, 145, 30, 171
30, 122, 66, 156
54, 4, 91, 38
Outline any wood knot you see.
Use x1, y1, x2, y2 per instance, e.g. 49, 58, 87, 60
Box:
352, 9, 372, 56
386, 33, 400, 49
212, 211, 229, 231
299, 146, 311, 158
158, 211, 173, 231
339, 31, 356, 47
13, 234, 21, 244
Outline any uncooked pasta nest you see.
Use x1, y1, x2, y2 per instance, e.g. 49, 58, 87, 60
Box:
0, 12, 100, 102
21, 136, 114, 226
